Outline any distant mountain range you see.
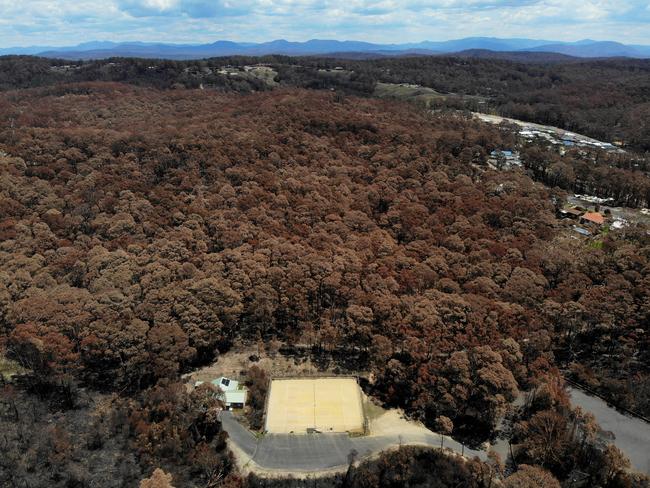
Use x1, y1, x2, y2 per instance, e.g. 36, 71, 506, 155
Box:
1, 37, 649, 60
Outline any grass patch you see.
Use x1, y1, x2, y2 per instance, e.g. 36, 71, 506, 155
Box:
0, 355, 28, 380
247, 66, 279, 87
374, 82, 447, 107
374, 82, 487, 108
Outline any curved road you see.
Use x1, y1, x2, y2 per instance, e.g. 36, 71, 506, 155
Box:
568, 387, 650, 474
220, 412, 486, 472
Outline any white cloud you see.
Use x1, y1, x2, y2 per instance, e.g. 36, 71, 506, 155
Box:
0, 0, 649, 46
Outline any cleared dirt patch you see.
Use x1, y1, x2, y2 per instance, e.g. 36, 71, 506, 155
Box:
184, 348, 325, 386
265, 378, 364, 434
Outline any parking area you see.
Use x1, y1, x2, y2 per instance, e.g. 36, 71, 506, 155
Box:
265, 377, 364, 434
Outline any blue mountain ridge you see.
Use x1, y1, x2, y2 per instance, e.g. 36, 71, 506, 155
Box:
2, 37, 648, 60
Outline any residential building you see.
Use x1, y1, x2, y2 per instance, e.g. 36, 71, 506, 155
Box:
559, 207, 583, 219
581, 212, 605, 226
195, 376, 247, 409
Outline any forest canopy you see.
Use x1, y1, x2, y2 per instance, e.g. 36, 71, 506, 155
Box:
0, 83, 648, 487
2, 54, 650, 152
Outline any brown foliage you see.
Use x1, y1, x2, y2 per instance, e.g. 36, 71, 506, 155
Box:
140, 468, 175, 488
0, 85, 647, 446
505, 465, 560, 488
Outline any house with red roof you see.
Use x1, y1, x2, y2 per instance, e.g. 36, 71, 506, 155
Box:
581, 212, 605, 226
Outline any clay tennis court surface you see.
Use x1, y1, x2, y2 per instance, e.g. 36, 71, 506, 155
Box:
265, 378, 364, 434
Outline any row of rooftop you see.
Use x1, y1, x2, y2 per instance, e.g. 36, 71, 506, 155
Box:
559, 207, 606, 225
558, 205, 630, 237
518, 127, 621, 152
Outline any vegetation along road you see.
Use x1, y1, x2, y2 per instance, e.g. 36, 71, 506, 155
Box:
568, 387, 650, 474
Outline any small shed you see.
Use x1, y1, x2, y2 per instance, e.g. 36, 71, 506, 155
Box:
573, 225, 592, 237
195, 377, 248, 409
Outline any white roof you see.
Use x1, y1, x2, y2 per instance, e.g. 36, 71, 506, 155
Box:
223, 390, 247, 405
195, 377, 247, 405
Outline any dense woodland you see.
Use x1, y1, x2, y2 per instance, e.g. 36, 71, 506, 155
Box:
0, 55, 269, 93
517, 143, 650, 208
1, 380, 238, 487
2, 54, 650, 152
3, 54, 650, 151
2, 54, 650, 209
0, 83, 649, 486
288, 56, 650, 152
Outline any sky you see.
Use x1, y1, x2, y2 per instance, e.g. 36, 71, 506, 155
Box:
1, 0, 649, 47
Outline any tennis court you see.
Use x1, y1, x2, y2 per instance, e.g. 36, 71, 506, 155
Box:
265, 378, 364, 434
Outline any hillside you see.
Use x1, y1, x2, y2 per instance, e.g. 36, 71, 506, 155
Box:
3, 54, 650, 156
0, 84, 648, 486
450, 49, 581, 63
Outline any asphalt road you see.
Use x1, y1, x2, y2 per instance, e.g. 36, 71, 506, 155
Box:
568, 387, 650, 474
220, 411, 486, 472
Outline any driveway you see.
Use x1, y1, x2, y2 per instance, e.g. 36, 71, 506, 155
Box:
220, 411, 486, 472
